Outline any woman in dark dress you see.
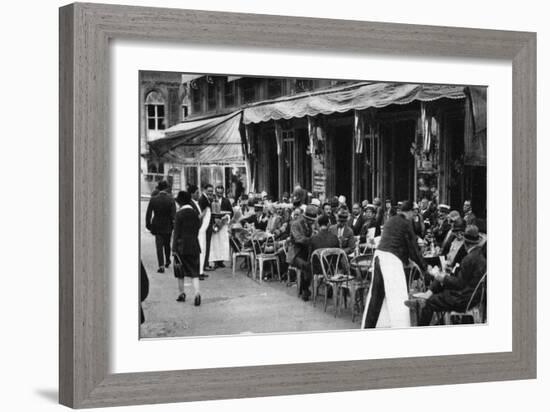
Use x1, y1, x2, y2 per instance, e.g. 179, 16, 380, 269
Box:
172, 191, 202, 306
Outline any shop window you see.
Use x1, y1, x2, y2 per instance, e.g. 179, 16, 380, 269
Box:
224, 81, 235, 107
267, 79, 283, 98
192, 87, 202, 113
295, 79, 314, 93
207, 80, 217, 111
241, 79, 256, 104
145, 91, 166, 130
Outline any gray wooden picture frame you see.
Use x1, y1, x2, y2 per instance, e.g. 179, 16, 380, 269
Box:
59, 2, 536, 408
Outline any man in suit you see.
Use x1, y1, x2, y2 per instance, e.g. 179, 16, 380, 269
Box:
310, 214, 340, 273
412, 225, 486, 326
330, 210, 356, 255
359, 204, 379, 242
463, 200, 477, 226
198, 183, 215, 272
349, 203, 365, 236
287, 205, 318, 301
145, 180, 176, 273
432, 204, 452, 246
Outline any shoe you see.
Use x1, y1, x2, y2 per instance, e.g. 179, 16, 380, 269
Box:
194, 295, 201, 306
199, 275, 205, 281
202, 273, 209, 278
157, 267, 165, 273
217, 262, 226, 268
176, 292, 186, 302
204, 265, 215, 271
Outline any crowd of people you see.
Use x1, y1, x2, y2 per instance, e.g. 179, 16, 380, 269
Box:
143, 179, 487, 328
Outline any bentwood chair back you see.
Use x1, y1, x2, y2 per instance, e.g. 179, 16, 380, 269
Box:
251, 231, 281, 282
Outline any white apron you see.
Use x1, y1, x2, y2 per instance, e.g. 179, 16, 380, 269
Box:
198, 206, 211, 274
209, 216, 230, 262
361, 250, 411, 329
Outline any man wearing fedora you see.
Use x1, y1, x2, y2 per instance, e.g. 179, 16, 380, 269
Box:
329, 209, 356, 255
287, 204, 318, 301
145, 180, 176, 273
412, 224, 487, 326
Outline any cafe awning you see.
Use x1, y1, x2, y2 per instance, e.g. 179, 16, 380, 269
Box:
148, 111, 244, 164
243, 82, 466, 124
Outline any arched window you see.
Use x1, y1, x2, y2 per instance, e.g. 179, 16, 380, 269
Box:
145, 91, 166, 130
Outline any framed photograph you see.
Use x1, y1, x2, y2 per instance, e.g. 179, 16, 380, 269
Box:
59, 2, 536, 408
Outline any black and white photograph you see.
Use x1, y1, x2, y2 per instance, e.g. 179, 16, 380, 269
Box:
139, 72, 487, 338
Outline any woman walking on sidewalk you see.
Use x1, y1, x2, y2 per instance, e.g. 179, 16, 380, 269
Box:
172, 190, 202, 306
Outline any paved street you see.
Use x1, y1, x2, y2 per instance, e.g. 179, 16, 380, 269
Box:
140, 201, 358, 338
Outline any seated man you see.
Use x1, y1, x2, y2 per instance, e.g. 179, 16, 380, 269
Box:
240, 203, 268, 231
310, 215, 340, 275
330, 210, 356, 255
440, 218, 467, 270
359, 204, 380, 243
432, 204, 452, 246
411, 225, 486, 326
349, 203, 365, 236
286, 204, 318, 300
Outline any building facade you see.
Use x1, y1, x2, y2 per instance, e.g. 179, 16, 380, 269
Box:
143, 73, 486, 217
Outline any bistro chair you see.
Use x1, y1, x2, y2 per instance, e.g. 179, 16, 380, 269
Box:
406, 260, 426, 293
444, 272, 487, 325
282, 239, 302, 295
312, 248, 352, 316
251, 231, 281, 282
347, 254, 373, 322
229, 230, 254, 278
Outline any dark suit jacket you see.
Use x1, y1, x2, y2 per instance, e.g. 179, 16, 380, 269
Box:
172, 207, 201, 256
437, 246, 486, 310
349, 214, 365, 236
359, 217, 380, 242
241, 213, 268, 231
310, 229, 340, 274
377, 214, 426, 270
219, 197, 234, 217
145, 192, 176, 235
329, 224, 356, 254
287, 216, 313, 264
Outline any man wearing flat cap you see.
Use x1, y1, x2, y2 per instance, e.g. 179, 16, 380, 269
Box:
361, 200, 426, 329
329, 209, 356, 255
411, 224, 487, 326
287, 204, 318, 300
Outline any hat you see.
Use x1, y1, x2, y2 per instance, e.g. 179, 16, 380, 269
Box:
463, 224, 481, 244
253, 203, 264, 212
400, 200, 413, 212
365, 204, 376, 212
337, 209, 350, 221
438, 204, 451, 212
452, 218, 466, 232
448, 210, 461, 222
157, 180, 169, 191
361, 200, 369, 208
310, 198, 321, 207
304, 205, 318, 221
338, 195, 346, 204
